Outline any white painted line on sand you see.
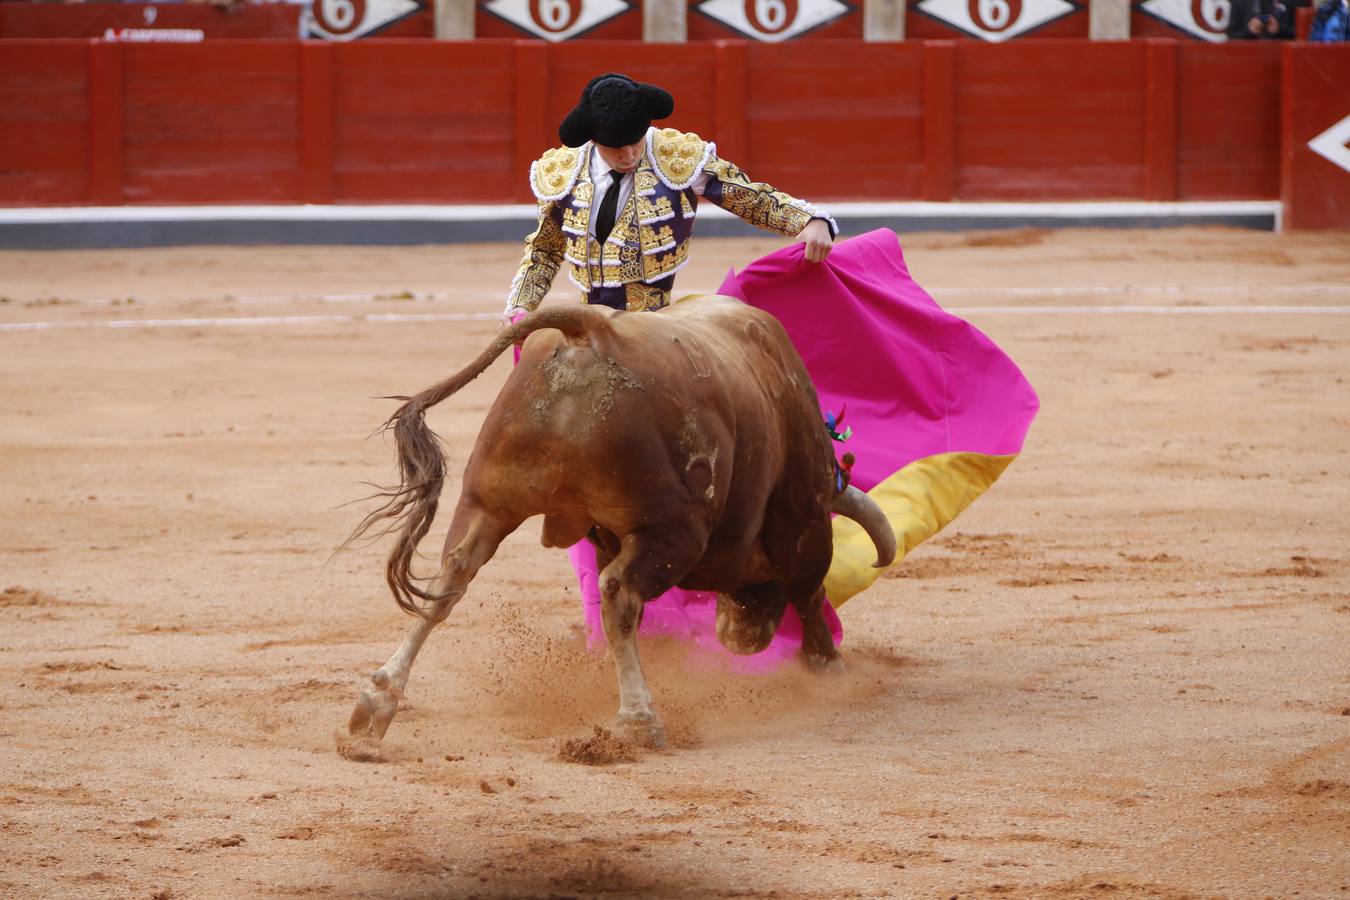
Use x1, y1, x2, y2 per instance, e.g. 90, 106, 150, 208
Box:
0, 313, 500, 332
934, 285, 1350, 298
4, 306, 1350, 333
8, 284, 1346, 308
947, 305, 1350, 315
0, 200, 1283, 226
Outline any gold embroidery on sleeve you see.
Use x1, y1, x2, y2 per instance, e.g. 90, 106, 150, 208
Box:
703, 155, 838, 237
507, 200, 565, 311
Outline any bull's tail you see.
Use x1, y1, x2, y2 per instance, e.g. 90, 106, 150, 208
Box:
343, 305, 612, 618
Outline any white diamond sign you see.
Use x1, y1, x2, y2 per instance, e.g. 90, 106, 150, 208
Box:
306, 0, 422, 40
1309, 114, 1350, 176
1139, 0, 1230, 42
483, 0, 631, 41
696, 0, 853, 42
916, 0, 1078, 41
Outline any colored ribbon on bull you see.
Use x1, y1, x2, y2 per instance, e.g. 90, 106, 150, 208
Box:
717, 228, 1040, 607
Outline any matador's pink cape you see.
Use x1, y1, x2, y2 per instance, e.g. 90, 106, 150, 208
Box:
568, 228, 1039, 671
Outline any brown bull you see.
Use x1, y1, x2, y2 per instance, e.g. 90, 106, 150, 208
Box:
345, 296, 895, 749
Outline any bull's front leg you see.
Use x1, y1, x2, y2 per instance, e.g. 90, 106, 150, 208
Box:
793, 585, 844, 673
598, 573, 667, 749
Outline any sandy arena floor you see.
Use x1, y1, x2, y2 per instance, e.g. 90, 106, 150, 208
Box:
1, 227, 1348, 899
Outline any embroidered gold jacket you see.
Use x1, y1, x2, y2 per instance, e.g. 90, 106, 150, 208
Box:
506, 127, 837, 314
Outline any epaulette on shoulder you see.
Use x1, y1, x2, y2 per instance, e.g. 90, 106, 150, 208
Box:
530, 144, 587, 202
647, 128, 716, 190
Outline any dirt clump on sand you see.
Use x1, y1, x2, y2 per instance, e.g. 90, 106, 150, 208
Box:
558, 725, 637, 765
1, 585, 61, 606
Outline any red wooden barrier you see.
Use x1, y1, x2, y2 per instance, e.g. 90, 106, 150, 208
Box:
921, 41, 955, 201
88, 40, 125, 206
0, 38, 1294, 212
330, 41, 515, 203
120, 42, 303, 203
0, 41, 89, 205
955, 40, 1147, 200
745, 41, 922, 198
1282, 44, 1350, 231
1176, 42, 1282, 199
300, 42, 335, 203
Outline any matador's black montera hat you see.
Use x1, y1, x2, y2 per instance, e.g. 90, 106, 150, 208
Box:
558, 73, 675, 149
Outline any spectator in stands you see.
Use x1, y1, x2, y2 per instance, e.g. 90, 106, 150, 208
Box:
1229, 0, 1297, 37
1311, 0, 1350, 39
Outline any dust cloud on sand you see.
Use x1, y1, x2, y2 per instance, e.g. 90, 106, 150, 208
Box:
1, 228, 1348, 898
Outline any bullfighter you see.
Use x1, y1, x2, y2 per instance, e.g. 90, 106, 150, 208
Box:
502, 72, 837, 320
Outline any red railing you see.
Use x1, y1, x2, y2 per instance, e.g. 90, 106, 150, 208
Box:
0, 38, 1308, 209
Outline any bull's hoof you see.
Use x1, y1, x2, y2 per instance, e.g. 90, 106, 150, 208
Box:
345, 670, 402, 743
616, 712, 667, 750
335, 731, 384, 763
801, 651, 845, 674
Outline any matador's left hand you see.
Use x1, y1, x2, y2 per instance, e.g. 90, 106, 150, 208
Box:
798, 218, 833, 263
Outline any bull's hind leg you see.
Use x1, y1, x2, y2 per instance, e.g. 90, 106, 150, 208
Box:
347, 505, 511, 743
598, 528, 703, 750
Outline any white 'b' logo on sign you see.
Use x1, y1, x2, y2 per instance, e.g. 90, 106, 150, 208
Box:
916, 0, 1076, 40
306, 0, 420, 40
970, 0, 1021, 30
1191, 0, 1231, 33
484, 0, 630, 39
530, 0, 581, 31
746, 0, 798, 32
697, 0, 850, 41
1139, 0, 1230, 41
316, 0, 366, 33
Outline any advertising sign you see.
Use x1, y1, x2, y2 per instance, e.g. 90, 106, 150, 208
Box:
478, 0, 640, 39
305, 0, 429, 39
908, 0, 1085, 38
1134, 0, 1231, 41
690, 0, 858, 40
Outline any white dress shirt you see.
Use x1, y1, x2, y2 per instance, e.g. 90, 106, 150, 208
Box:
587, 150, 634, 239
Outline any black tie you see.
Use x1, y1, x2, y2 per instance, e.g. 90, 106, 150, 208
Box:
594, 169, 623, 244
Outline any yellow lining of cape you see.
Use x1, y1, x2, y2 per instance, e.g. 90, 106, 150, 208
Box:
825, 451, 1017, 607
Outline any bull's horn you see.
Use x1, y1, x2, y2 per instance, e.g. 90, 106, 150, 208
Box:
832, 485, 897, 569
